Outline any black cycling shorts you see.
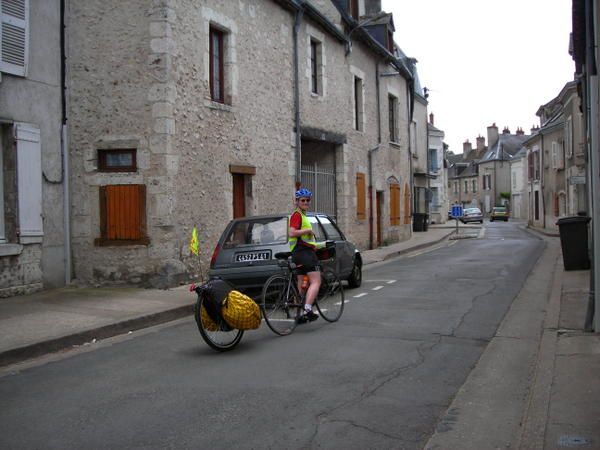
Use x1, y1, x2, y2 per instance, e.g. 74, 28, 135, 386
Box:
291, 246, 321, 274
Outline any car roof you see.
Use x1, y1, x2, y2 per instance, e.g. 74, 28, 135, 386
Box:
228, 212, 329, 223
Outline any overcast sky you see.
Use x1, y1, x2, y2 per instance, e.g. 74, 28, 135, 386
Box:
381, 0, 575, 154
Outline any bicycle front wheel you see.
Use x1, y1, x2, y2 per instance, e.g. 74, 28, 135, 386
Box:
316, 270, 345, 322
194, 295, 243, 352
261, 274, 300, 336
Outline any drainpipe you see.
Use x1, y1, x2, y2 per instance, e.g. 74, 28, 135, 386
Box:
540, 133, 546, 229
293, 4, 304, 188
368, 144, 380, 249
61, 0, 71, 285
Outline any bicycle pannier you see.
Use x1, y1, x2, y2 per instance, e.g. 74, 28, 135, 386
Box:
221, 290, 262, 330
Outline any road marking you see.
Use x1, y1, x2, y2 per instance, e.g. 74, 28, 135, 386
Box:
372, 286, 384, 291
353, 293, 368, 298
386, 280, 397, 284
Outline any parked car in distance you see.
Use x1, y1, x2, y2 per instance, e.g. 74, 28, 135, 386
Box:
460, 207, 484, 224
208, 213, 363, 298
490, 206, 509, 222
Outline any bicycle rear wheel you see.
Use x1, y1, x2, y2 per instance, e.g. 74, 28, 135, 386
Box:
194, 295, 243, 351
315, 270, 344, 322
261, 274, 300, 336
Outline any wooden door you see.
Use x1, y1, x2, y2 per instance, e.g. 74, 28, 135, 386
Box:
376, 191, 383, 247
232, 174, 245, 218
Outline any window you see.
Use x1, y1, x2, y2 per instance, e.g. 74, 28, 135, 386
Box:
209, 26, 225, 103
354, 76, 363, 131
97, 184, 148, 245
310, 38, 322, 95
463, 180, 468, 194
472, 179, 477, 193
565, 117, 573, 158
483, 174, 491, 190
98, 149, 136, 172
388, 95, 398, 142
0, 0, 29, 77
317, 216, 342, 241
453, 181, 458, 194
1, 123, 42, 245
389, 183, 400, 225
534, 151, 540, 180
551, 141, 564, 169
356, 172, 366, 220
428, 148, 438, 172
387, 28, 394, 53
512, 172, 516, 189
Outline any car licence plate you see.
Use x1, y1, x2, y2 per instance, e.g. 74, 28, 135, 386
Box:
235, 251, 271, 262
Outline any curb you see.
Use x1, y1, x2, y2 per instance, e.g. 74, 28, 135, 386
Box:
364, 230, 456, 266
0, 304, 194, 368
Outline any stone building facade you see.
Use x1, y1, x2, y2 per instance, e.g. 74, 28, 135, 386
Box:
66, 0, 417, 287
0, 0, 66, 297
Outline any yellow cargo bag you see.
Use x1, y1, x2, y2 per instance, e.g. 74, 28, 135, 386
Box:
221, 290, 262, 330
200, 305, 220, 331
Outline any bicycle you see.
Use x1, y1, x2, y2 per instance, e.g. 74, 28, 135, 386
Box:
260, 248, 345, 336
192, 280, 244, 351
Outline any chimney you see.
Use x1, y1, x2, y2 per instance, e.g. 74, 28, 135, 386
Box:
516, 127, 524, 135
364, 0, 382, 15
476, 135, 485, 151
429, 113, 434, 125
502, 126, 510, 134
530, 125, 539, 134
463, 140, 472, 159
487, 123, 499, 147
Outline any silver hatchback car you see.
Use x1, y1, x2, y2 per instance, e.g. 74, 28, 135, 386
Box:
208, 213, 362, 297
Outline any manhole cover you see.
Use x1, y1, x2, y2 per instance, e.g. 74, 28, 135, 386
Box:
558, 435, 591, 447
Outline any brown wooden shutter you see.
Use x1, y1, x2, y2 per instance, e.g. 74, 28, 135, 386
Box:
390, 183, 400, 225
356, 172, 366, 220
98, 184, 147, 244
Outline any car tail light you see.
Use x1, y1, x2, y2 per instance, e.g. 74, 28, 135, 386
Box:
210, 244, 220, 268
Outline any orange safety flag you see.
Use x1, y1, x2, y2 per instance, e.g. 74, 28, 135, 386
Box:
189, 226, 199, 255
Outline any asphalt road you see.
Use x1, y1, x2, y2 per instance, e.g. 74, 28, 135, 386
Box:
0, 221, 545, 450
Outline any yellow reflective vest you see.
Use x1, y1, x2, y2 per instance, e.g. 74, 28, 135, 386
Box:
289, 209, 317, 251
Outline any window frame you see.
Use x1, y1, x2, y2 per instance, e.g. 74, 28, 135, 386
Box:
310, 38, 322, 95
209, 26, 225, 103
388, 94, 398, 143
97, 148, 137, 172
354, 76, 364, 131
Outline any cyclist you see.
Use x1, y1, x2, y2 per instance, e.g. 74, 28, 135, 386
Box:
289, 188, 321, 323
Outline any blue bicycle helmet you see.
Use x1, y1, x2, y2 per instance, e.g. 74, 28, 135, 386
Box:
295, 187, 313, 198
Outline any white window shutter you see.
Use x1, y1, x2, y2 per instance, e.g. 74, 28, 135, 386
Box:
15, 123, 43, 243
0, 0, 29, 77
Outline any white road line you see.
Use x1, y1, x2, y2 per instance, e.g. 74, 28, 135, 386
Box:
372, 286, 384, 291
353, 293, 368, 298
386, 280, 397, 284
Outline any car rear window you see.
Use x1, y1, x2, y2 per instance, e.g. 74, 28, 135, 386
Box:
494, 207, 506, 212
222, 217, 289, 248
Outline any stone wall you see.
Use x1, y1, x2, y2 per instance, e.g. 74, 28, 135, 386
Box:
67, 0, 415, 287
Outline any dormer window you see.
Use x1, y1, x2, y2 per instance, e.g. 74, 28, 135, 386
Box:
387, 28, 394, 53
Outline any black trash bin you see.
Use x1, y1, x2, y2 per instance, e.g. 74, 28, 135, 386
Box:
556, 215, 591, 270
413, 213, 426, 232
